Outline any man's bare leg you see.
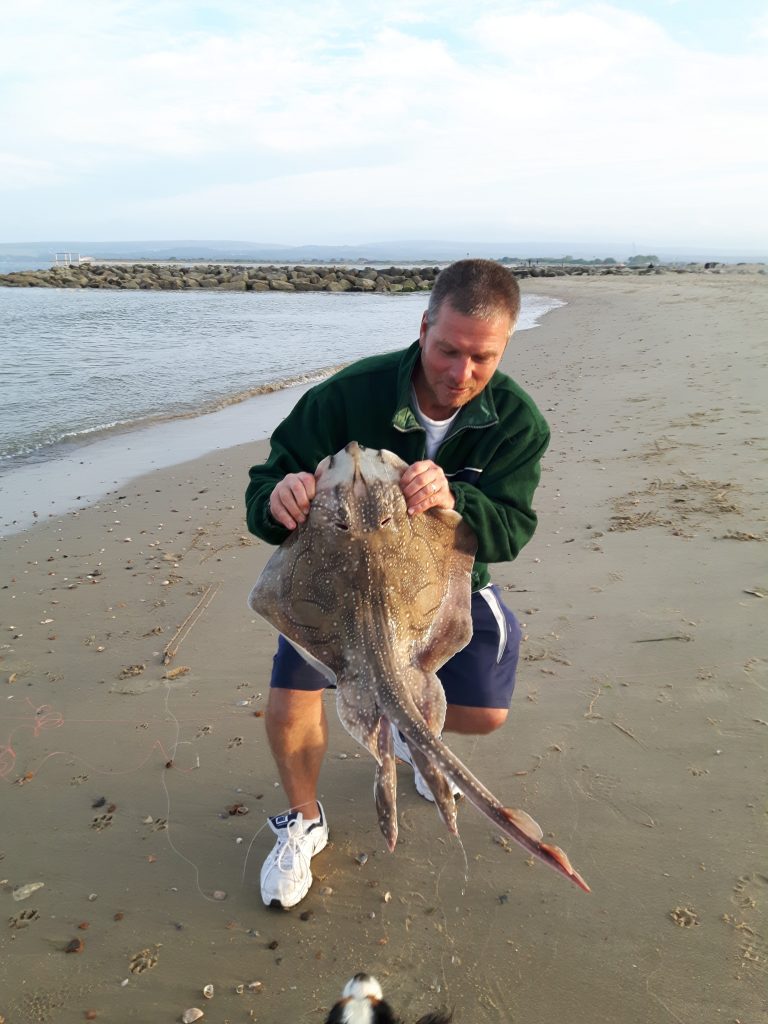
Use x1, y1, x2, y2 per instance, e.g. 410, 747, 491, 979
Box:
443, 705, 508, 735
265, 688, 327, 820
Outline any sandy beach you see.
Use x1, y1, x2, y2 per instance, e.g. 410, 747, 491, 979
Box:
1, 272, 766, 1023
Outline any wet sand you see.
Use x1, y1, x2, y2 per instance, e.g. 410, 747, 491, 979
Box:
1, 272, 766, 1023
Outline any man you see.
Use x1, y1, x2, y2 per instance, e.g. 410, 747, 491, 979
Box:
245, 259, 549, 908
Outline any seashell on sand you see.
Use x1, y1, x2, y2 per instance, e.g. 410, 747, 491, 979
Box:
12, 882, 45, 902
181, 1010, 204, 1024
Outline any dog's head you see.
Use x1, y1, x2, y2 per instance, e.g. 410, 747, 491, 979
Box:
325, 974, 397, 1024
325, 974, 453, 1024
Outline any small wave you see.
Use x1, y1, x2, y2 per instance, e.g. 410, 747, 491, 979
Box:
0, 362, 350, 465
206, 363, 349, 410
0, 417, 139, 461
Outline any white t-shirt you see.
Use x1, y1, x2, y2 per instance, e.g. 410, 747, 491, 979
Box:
411, 387, 459, 460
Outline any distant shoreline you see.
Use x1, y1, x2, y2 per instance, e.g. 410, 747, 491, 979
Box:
2, 259, 763, 292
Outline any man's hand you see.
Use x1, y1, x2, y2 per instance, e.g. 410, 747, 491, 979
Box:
400, 460, 455, 516
269, 472, 316, 529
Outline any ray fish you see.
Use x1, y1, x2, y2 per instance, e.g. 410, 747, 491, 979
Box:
249, 442, 589, 892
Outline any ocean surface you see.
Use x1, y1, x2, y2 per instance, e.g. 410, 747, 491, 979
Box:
0, 288, 563, 534
0, 288, 561, 468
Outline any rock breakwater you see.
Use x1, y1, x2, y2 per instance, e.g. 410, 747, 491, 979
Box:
0, 261, 674, 291
0, 264, 440, 292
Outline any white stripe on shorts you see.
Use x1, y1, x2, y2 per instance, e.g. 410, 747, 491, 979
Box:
477, 585, 508, 664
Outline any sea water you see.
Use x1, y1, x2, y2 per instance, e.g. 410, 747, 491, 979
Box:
0, 288, 563, 532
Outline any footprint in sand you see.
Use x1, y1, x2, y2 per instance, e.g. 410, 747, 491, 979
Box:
732, 872, 766, 912
725, 873, 768, 980
669, 906, 699, 927
9, 907, 40, 929
129, 946, 160, 974
91, 813, 113, 831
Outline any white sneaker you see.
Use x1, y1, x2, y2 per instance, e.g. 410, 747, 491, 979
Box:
260, 804, 329, 909
392, 731, 461, 803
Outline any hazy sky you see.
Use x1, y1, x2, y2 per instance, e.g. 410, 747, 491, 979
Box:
2, 0, 766, 249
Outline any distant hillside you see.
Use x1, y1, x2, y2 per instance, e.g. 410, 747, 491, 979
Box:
0, 239, 764, 265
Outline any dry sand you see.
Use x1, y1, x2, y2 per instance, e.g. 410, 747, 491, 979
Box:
1, 272, 766, 1023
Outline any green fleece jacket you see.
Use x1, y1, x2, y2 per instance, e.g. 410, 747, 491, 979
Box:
245, 341, 549, 591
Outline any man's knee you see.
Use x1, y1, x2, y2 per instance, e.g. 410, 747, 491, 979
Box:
444, 705, 508, 735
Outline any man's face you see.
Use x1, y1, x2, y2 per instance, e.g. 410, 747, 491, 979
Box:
414, 300, 513, 420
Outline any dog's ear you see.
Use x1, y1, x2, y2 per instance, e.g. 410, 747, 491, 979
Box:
324, 1002, 349, 1024
414, 1011, 453, 1024
373, 1001, 401, 1024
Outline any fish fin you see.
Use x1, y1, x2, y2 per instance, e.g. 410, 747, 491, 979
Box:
402, 668, 447, 737
409, 516, 476, 673
247, 533, 346, 676
375, 720, 398, 852
408, 745, 458, 835
502, 807, 544, 842
539, 843, 592, 893
336, 686, 382, 762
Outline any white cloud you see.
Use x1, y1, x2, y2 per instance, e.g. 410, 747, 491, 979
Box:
0, 152, 57, 189
0, 0, 766, 246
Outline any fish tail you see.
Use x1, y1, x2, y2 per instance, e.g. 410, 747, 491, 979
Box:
398, 722, 589, 892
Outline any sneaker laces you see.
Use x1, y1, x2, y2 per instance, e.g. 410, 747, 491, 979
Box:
273, 818, 311, 877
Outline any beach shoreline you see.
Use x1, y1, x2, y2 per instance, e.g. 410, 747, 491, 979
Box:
0, 290, 562, 537
1, 272, 766, 1023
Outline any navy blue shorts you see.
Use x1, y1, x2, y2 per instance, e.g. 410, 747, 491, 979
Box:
269, 584, 521, 710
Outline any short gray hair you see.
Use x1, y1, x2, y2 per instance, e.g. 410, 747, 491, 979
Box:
426, 259, 520, 337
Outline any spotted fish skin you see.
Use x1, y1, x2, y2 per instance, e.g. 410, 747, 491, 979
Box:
249, 442, 589, 892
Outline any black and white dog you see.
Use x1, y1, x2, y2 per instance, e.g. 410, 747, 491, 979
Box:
325, 974, 453, 1024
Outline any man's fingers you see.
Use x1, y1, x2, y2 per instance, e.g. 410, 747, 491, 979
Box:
270, 472, 316, 529
400, 460, 437, 499
400, 462, 454, 516
407, 486, 452, 515
400, 460, 433, 491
